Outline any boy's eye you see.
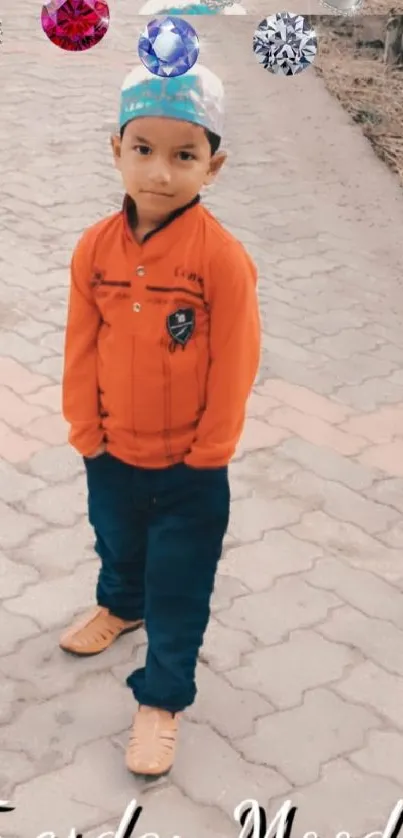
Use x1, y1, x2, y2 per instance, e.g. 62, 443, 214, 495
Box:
178, 151, 196, 161
133, 145, 151, 155
132, 146, 196, 161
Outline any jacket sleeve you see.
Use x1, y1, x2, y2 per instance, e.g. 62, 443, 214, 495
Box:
62, 232, 104, 457
184, 242, 261, 469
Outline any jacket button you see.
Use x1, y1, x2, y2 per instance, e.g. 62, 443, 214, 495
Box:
133, 302, 141, 312
136, 266, 145, 277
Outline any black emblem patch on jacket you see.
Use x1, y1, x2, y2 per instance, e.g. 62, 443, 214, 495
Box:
166, 307, 195, 349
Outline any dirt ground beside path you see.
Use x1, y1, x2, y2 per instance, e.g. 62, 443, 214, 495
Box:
313, 14, 403, 187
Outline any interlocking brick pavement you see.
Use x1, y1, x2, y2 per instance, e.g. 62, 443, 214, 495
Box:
1, 4, 403, 838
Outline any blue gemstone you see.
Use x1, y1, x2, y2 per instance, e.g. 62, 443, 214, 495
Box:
138, 16, 200, 77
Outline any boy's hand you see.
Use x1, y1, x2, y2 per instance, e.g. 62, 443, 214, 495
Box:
86, 444, 106, 459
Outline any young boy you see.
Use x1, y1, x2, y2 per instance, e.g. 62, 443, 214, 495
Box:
60, 62, 261, 777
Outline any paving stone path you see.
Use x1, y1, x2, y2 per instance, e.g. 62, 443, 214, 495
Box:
1, 5, 403, 838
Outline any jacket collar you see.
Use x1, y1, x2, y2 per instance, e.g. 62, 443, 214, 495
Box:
122, 193, 201, 243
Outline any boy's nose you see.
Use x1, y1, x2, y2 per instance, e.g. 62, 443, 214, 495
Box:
150, 172, 171, 186
148, 161, 172, 185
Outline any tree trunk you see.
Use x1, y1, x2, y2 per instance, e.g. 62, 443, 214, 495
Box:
384, 11, 403, 65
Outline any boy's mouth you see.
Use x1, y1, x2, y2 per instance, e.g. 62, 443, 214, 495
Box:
141, 190, 174, 198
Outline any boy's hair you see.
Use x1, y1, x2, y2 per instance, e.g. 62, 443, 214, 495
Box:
119, 123, 221, 155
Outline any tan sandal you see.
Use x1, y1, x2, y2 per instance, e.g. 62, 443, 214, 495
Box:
59, 606, 143, 656
126, 705, 181, 776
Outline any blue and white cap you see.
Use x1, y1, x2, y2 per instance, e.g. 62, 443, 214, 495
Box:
138, 0, 246, 12
119, 63, 224, 138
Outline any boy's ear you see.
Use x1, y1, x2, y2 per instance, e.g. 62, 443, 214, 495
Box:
111, 133, 122, 169
205, 150, 227, 185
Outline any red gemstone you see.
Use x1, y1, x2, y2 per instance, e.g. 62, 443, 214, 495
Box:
41, 0, 110, 51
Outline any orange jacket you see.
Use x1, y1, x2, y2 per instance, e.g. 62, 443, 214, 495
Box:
62, 198, 261, 469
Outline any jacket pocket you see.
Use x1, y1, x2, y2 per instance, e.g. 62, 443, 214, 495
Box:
165, 329, 209, 431
146, 285, 204, 302
96, 328, 135, 432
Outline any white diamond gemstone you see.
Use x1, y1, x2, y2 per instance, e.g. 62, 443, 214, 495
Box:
320, 0, 363, 13
253, 12, 318, 76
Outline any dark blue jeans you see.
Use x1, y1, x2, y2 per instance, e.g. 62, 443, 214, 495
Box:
83, 454, 230, 713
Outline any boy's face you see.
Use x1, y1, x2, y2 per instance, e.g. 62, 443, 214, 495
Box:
111, 116, 226, 227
